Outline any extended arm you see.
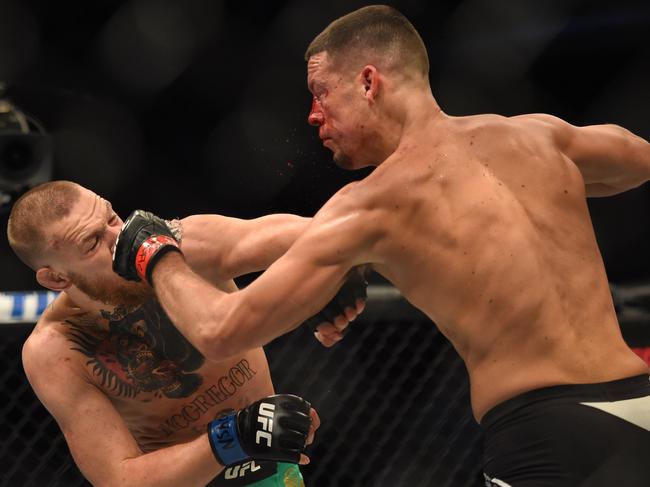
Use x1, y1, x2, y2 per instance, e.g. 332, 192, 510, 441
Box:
146, 191, 381, 361
521, 114, 650, 197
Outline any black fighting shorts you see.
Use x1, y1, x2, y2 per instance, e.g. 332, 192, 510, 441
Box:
481, 374, 650, 487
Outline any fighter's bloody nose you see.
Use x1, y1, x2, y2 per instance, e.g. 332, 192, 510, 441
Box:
308, 97, 323, 126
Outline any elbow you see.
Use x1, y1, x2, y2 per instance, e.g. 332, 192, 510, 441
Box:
194, 323, 231, 362
194, 301, 244, 362
99, 477, 142, 487
95, 466, 142, 487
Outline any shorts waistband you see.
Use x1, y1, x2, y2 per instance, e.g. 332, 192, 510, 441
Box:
481, 374, 650, 429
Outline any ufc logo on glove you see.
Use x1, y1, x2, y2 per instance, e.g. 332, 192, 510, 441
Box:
255, 403, 275, 447
206, 394, 310, 466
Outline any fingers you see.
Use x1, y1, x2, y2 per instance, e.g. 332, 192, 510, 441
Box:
356, 298, 366, 314
314, 330, 342, 347
310, 408, 321, 431
333, 314, 350, 331
313, 310, 360, 346
312, 299, 367, 347
344, 305, 357, 322
332, 303, 362, 331
300, 408, 320, 464
306, 407, 320, 445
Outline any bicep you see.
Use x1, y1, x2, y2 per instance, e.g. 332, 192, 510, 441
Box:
563, 123, 648, 187
223, 214, 310, 277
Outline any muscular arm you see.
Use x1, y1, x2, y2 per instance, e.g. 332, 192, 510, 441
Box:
23, 334, 222, 487
180, 214, 310, 281
151, 189, 382, 361
521, 114, 650, 197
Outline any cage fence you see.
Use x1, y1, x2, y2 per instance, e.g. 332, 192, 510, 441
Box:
2, 285, 650, 487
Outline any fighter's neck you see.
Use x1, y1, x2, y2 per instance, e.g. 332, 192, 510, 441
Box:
403, 100, 444, 133
374, 106, 446, 167
61, 288, 141, 322
394, 86, 441, 123
367, 89, 442, 167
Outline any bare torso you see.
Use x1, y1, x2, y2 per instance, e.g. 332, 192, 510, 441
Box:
362, 113, 648, 420
29, 292, 273, 452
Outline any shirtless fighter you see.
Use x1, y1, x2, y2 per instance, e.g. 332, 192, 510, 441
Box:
7, 180, 331, 487
113, 6, 650, 486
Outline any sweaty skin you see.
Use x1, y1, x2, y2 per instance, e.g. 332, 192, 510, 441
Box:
22, 188, 317, 486
148, 51, 650, 423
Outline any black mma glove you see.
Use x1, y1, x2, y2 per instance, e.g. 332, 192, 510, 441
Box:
303, 268, 368, 332
112, 210, 182, 283
207, 394, 312, 466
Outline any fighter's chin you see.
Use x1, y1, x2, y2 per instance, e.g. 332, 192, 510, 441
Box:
332, 150, 355, 170
71, 271, 153, 308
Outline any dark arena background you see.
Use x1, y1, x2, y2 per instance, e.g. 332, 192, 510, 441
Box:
1, 1, 650, 486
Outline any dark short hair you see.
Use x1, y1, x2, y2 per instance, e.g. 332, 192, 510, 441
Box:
305, 5, 429, 78
7, 180, 81, 269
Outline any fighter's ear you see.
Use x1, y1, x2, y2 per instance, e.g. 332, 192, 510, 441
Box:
36, 267, 72, 291
360, 65, 380, 102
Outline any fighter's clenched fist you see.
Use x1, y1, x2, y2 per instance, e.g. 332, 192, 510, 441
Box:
208, 394, 319, 466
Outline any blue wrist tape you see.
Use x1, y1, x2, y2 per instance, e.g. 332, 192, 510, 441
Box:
207, 415, 249, 466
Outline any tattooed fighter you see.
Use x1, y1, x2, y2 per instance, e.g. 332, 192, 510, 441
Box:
6, 180, 340, 487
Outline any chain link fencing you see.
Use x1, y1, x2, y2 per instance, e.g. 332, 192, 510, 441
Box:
0, 288, 486, 487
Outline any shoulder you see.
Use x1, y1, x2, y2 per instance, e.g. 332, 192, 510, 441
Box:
450, 113, 577, 154
23, 300, 87, 393
314, 179, 387, 230
509, 113, 574, 145
453, 112, 568, 134
292, 179, 390, 267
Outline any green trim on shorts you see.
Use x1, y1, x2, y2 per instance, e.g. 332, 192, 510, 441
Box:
245, 463, 304, 487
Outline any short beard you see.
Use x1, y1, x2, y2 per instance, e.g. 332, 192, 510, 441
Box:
333, 150, 354, 169
70, 271, 153, 308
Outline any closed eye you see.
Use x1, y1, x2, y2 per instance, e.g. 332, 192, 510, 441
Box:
88, 236, 101, 252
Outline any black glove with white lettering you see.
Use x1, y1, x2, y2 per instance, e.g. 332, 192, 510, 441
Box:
112, 210, 182, 284
207, 394, 312, 466
303, 269, 368, 332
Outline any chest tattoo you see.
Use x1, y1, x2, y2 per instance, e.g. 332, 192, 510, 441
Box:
65, 300, 205, 399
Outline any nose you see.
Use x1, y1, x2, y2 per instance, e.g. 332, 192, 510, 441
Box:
308, 97, 323, 126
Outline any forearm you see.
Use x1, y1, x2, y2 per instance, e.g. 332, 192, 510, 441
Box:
150, 252, 246, 360
114, 434, 222, 487
151, 248, 351, 361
